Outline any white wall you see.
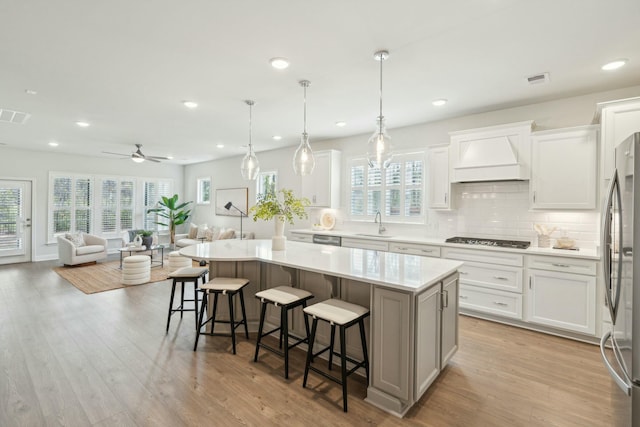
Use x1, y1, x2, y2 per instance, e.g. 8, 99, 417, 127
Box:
183, 84, 640, 248
0, 148, 184, 261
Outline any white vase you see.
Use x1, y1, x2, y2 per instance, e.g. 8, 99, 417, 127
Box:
133, 234, 143, 248
272, 215, 286, 251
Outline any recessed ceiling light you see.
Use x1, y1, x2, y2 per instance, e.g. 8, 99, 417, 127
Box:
25, 89, 37, 95
272, 135, 282, 140
216, 143, 224, 148
75, 121, 90, 128
602, 59, 628, 71
335, 121, 347, 127
182, 100, 198, 109
432, 99, 448, 106
48, 141, 59, 147
270, 57, 290, 70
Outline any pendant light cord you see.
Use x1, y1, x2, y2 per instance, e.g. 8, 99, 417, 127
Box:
248, 101, 253, 153
379, 53, 384, 124
303, 84, 307, 135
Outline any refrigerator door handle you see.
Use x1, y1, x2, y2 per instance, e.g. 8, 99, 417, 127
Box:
612, 172, 624, 321
600, 331, 631, 396
601, 171, 617, 321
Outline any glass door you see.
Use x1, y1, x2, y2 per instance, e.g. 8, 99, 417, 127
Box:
0, 180, 32, 264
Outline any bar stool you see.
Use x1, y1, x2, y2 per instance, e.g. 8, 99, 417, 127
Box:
194, 277, 250, 354
253, 286, 314, 379
302, 299, 370, 412
166, 266, 208, 333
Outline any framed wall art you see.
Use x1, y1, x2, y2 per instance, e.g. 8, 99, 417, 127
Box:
215, 187, 248, 216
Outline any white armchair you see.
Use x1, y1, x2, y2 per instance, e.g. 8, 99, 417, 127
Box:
57, 233, 108, 266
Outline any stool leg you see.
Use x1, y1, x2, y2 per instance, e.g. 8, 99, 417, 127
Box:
194, 291, 207, 351
211, 293, 219, 335
340, 325, 348, 412
228, 292, 237, 354
239, 289, 249, 339
166, 280, 177, 333
254, 302, 267, 362
302, 301, 311, 341
180, 281, 185, 319
283, 306, 289, 379
359, 319, 370, 383
303, 316, 318, 388
328, 324, 336, 370
193, 281, 199, 330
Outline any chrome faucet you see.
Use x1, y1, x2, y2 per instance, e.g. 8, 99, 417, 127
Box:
374, 210, 386, 234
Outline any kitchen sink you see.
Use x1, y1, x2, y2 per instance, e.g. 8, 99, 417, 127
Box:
354, 233, 394, 238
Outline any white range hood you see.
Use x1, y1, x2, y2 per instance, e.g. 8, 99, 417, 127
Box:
450, 121, 534, 183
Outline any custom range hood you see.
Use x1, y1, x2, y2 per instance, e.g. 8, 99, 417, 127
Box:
450, 121, 534, 183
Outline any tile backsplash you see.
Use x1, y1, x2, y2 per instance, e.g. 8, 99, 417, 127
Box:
433, 181, 599, 249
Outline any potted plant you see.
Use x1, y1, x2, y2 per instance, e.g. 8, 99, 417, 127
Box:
138, 230, 154, 248
249, 189, 310, 250
146, 194, 193, 247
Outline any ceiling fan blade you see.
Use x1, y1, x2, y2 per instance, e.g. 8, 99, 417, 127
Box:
146, 155, 171, 160
146, 157, 161, 163
102, 151, 130, 157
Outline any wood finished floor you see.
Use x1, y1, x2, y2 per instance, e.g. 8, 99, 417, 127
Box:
0, 259, 617, 426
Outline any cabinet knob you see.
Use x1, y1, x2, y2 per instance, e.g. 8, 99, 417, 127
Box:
551, 263, 570, 268
493, 276, 509, 281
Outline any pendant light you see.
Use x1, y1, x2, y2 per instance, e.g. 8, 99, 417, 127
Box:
367, 50, 394, 169
240, 100, 260, 180
293, 80, 315, 176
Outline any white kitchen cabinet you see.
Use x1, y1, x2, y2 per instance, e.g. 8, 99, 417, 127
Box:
530, 126, 598, 209
596, 97, 640, 181
341, 237, 389, 251
526, 268, 596, 335
389, 242, 441, 258
301, 149, 341, 208
427, 145, 451, 209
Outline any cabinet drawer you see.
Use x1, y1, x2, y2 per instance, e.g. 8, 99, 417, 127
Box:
389, 242, 441, 258
341, 238, 389, 251
290, 233, 313, 243
526, 255, 596, 276
459, 285, 522, 320
443, 247, 524, 267
459, 261, 523, 293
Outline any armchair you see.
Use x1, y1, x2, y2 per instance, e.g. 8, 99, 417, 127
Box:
57, 233, 108, 266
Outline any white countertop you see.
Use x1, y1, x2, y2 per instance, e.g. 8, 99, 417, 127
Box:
291, 229, 600, 261
179, 239, 463, 293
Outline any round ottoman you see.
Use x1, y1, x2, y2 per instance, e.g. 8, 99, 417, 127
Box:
122, 255, 151, 285
168, 251, 192, 271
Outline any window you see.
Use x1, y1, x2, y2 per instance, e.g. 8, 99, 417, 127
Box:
197, 177, 211, 204
349, 152, 424, 223
48, 173, 172, 243
256, 171, 277, 200
143, 179, 172, 231
48, 173, 93, 242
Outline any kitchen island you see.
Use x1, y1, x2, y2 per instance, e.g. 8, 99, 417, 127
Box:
180, 239, 463, 417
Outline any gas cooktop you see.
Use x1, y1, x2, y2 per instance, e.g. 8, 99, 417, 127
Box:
445, 236, 531, 249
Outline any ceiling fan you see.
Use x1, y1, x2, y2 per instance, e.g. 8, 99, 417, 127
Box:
102, 144, 170, 163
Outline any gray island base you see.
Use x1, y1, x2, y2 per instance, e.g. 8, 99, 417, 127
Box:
180, 239, 462, 417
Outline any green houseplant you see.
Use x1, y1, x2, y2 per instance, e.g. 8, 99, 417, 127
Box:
146, 194, 193, 247
250, 189, 309, 250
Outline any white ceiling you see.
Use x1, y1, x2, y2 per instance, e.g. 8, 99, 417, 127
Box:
1, 0, 639, 165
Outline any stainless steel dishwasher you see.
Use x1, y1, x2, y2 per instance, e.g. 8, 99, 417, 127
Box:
312, 234, 342, 246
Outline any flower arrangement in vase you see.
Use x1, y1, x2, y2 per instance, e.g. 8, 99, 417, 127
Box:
249, 189, 310, 250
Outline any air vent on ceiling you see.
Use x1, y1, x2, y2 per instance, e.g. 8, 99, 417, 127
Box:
0, 109, 31, 124
526, 72, 550, 85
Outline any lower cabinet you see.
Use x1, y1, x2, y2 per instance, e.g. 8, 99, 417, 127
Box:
526, 268, 596, 335
415, 285, 441, 397
440, 274, 459, 367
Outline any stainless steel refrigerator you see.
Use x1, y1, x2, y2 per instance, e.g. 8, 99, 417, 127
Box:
601, 132, 640, 426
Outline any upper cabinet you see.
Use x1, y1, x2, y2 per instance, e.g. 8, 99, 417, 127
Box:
595, 97, 640, 181
530, 126, 598, 210
301, 149, 341, 208
449, 121, 534, 183
427, 145, 451, 209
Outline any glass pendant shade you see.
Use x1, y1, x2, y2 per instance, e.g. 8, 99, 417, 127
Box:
240, 147, 259, 180
240, 100, 259, 180
293, 79, 315, 176
367, 116, 394, 169
293, 132, 315, 175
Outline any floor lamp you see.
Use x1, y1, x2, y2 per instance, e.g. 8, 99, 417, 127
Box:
224, 202, 246, 240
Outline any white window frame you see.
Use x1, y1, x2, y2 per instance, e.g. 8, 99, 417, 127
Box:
48, 172, 94, 243
196, 177, 211, 205
256, 170, 278, 201
348, 151, 426, 224
95, 176, 136, 239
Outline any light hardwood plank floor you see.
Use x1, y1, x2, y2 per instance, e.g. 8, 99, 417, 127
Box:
0, 260, 617, 426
